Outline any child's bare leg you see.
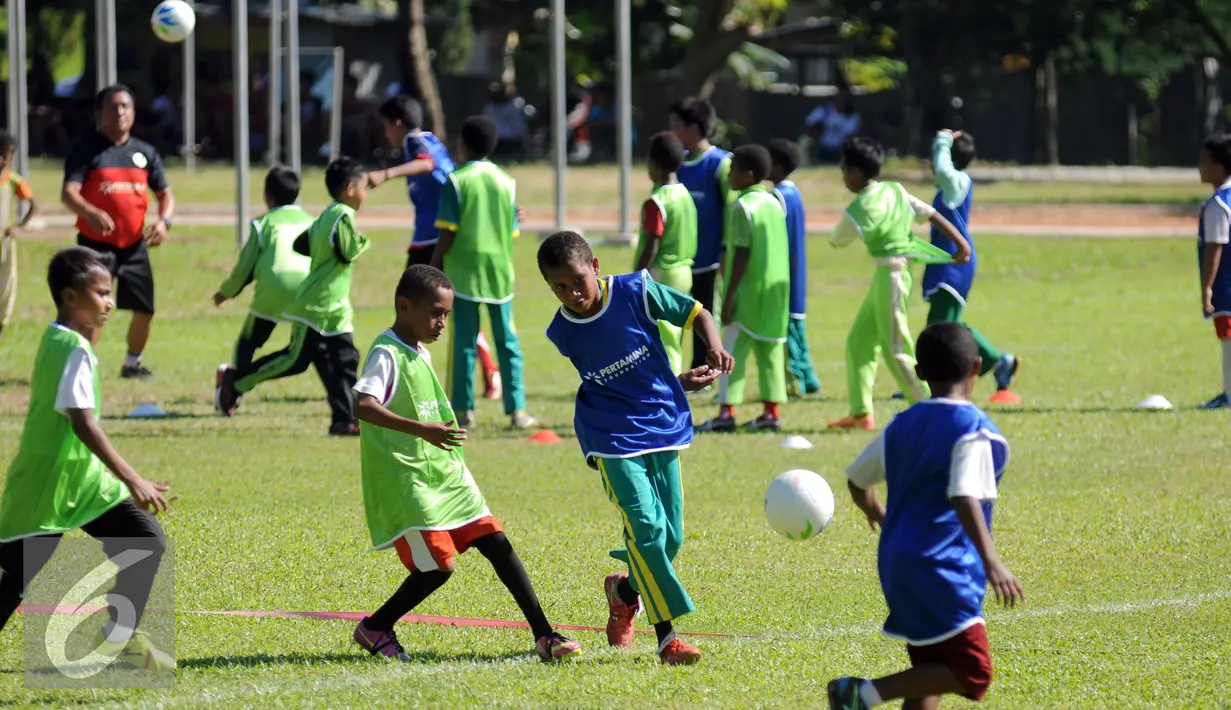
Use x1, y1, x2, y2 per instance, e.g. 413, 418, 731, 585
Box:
874, 664, 966, 704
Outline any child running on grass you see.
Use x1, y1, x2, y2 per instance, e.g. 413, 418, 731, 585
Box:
0, 129, 39, 343
633, 131, 697, 374
0, 246, 172, 670
768, 138, 821, 398
696, 145, 791, 432
213, 166, 314, 370
217, 157, 370, 436
918, 130, 1020, 404
828, 322, 1023, 709
1197, 133, 1231, 409
432, 115, 536, 429
350, 264, 582, 663
367, 95, 503, 400
538, 231, 734, 665
669, 97, 735, 370
828, 137, 971, 431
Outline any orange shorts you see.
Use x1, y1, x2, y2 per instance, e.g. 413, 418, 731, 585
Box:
392, 516, 503, 572
1214, 315, 1231, 340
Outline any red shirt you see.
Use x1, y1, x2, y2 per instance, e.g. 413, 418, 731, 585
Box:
64, 132, 168, 248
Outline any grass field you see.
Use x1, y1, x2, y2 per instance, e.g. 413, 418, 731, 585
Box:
0, 223, 1229, 708
16, 159, 1212, 214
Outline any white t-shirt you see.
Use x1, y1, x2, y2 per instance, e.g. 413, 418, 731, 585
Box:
353, 346, 397, 405
1202, 179, 1231, 245
54, 346, 96, 414
846, 430, 998, 501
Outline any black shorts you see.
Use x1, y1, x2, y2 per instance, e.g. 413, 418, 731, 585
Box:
77, 235, 155, 314
406, 245, 434, 269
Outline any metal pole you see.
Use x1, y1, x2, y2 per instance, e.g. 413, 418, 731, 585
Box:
183, 0, 197, 171
286, 0, 302, 174
8, 0, 29, 178
329, 47, 344, 163
616, 0, 632, 242
551, 0, 566, 229
102, 0, 117, 85
234, 0, 250, 248
93, 0, 106, 89
268, 0, 282, 165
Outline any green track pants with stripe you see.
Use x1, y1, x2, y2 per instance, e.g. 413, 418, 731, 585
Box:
596, 452, 694, 624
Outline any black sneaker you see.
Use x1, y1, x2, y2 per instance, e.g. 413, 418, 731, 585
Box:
215, 366, 241, 417
695, 416, 736, 433
743, 414, 782, 431
120, 362, 154, 380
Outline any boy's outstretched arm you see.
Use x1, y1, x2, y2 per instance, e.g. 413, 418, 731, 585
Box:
952, 497, 1024, 607
847, 480, 885, 531
368, 158, 434, 187
215, 222, 262, 305
1202, 243, 1223, 315
355, 394, 467, 451
846, 433, 887, 530
928, 211, 971, 264
691, 307, 734, 373
68, 409, 168, 513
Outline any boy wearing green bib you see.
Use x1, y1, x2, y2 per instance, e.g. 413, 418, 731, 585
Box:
633, 131, 698, 374
827, 137, 971, 431
433, 116, 536, 430
217, 157, 370, 436
349, 264, 581, 663
697, 145, 791, 432
0, 247, 173, 670
213, 166, 314, 370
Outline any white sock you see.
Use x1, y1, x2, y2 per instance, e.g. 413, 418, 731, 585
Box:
125, 352, 142, 368
859, 680, 884, 707
1222, 340, 1231, 399
102, 620, 134, 645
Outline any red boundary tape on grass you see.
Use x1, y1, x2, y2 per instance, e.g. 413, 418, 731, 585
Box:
17, 605, 759, 640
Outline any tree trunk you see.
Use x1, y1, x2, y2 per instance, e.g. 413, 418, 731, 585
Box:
409, 0, 446, 139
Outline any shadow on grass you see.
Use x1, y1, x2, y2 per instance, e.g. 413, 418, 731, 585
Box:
178, 648, 529, 670
0, 378, 30, 388
989, 405, 1191, 415
102, 412, 217, 422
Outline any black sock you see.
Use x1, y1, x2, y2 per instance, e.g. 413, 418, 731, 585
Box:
654, 620, 675, 648
473, 532, 554, 639
616, 577, 639, 607
367, 569, 452, 631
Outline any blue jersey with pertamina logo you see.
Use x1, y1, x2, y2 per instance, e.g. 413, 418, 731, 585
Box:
545, 271, 694, 465
402, 132, 456, 248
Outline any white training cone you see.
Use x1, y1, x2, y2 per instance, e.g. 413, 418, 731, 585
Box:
1136, 395, 1173, 411
780, 435, 814, 450
127, 403, 169, 419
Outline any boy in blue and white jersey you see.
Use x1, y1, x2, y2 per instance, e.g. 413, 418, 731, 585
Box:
918, 130, 1020, 404
370, 95, 501, 400
768, 138, 821, 397
1196, 133, 1231, 409
828, 322, 1024, 710
537, 231, 733, 666
669, 97, 735, 369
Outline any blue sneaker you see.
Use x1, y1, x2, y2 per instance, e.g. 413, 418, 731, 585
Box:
994, 354, 1020, 391
1199, 393, 1229, 409
827, 676, 870, 710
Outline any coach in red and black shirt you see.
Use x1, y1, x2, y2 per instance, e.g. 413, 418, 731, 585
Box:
62, 84, 175, 379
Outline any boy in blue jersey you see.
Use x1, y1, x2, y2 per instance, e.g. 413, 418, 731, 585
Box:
827, 322, 1024, 710
537, 231, 734, 666
669, 97, 736, 370
768, 139, 821, 398
1197, 134, 1231, 409
919, 130, 1020, 405
369, 95, 502, 401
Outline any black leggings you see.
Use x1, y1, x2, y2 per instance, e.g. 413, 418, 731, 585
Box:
0, 500, 166, 632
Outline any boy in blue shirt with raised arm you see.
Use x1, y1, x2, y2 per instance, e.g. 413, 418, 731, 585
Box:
920, 130, 1020, 404
769, 139, 821, 398
828, 322, 1024, 710
538, 231, 733, 666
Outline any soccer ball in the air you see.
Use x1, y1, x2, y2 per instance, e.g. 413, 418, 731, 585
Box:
151, 0, 196, 43
764, 469, 834, 541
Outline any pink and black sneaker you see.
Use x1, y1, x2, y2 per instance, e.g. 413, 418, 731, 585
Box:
353, 618, 411, 662
535, 632, 582, 662
604, 573, 641, 648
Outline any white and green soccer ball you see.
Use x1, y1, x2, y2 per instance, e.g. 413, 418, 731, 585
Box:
765, 469, 834, 541
151, 0, 196, 43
